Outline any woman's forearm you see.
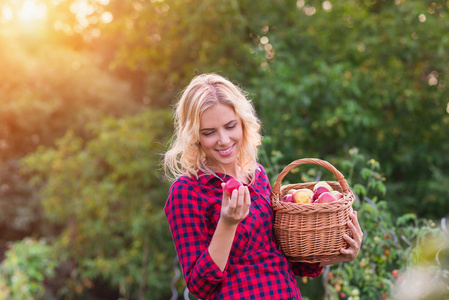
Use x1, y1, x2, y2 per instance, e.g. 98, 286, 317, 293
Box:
208, 219, 238, 271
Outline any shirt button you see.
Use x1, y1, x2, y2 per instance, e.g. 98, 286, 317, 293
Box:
251, 195, 258, 201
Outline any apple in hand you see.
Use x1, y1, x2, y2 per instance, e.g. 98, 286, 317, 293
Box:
224, 178, 243, 195
315, 191, 337, 203
292, 189, 313, 204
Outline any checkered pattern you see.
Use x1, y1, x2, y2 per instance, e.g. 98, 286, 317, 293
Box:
164, 164, 323, 299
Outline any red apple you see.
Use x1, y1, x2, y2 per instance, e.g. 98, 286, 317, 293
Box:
331, 190, 344, 200
224, 178, 243, 195
281, 194, 294, 203
313, 181, 333, 192
287, 189, 297, 195
292, 189, 313, 204
312, 185, 331, 201
315, 191, 337, 203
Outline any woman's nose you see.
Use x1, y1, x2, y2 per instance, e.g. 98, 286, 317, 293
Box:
217, 131, 230, 145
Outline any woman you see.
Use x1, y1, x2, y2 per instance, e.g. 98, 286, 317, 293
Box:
163, 73, 363, 299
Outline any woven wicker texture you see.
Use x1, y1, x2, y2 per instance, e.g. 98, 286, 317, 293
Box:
270, 158, 355, 263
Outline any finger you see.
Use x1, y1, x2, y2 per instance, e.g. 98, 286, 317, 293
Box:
221, 183, 228, 204
340, 247, 351, 255
346, 221, 362, 246
236, 185, 245, 210
228, 189, 238, 211
343, 234, 357, 248
244, 187, 251, 207
350, 211, 363, 232
340, 238, 356, 256
222, 183, 233, 206
348, 212, 362, 239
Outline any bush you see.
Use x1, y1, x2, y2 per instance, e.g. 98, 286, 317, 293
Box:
0, 238, 57, 300
20, 109, 175, 299
260, 146, 448, 300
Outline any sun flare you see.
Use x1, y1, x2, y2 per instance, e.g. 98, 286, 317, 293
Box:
18, 0, 47, 22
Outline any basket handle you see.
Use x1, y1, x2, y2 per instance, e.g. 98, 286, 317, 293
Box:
271, 158, 350, 199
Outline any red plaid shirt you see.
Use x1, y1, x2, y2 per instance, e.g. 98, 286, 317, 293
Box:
164, 164, 322, 299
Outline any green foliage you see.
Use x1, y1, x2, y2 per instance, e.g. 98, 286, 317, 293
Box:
322, 150, 446, 300
0, 160, 48, 240
0, 238, 57, 300
249, 0, 449, 218
2, 0, 449, 298
69, 0, 263, 107
262, 147, 448, 300
391, 221, 449, 300
0, 34, 138, 162
20, 110, 174, 299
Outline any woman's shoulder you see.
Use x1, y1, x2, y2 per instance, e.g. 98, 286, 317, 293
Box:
253, 162, 271, 188
166, 175, 200, 209
255, 162, 268, 177
169, 174, 198, 191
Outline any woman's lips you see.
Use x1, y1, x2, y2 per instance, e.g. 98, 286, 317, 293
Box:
216, 144, 234, 156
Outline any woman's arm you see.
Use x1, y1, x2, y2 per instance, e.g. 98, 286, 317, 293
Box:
165, 179, 251, 298
209, 183, 251, 271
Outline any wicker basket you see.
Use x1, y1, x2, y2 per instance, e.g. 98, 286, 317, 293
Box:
270, 158, 355, 263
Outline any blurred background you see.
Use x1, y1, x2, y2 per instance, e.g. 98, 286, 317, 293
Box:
0, 0, 448, 299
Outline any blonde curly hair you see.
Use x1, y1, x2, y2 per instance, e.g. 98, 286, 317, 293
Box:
164, 73, 262, 182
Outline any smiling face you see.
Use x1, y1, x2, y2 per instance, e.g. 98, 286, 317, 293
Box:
199, 103, 243, 174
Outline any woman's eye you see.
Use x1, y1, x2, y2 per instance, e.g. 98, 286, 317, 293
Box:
203, 131, 213, 136
227, 124, 236, 130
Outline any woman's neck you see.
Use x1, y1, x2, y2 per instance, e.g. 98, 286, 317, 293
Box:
205, 164, 249, 184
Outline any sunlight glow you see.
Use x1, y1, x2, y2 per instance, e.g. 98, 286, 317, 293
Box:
96, 0, 110, 5
419, 14, 426, 22
322, 1, 332, 11
1, 6, 14, 23
101, 11, 113, 23
304, 6, 316, 16
428, 71, 438, 86
19, 0, 47, 22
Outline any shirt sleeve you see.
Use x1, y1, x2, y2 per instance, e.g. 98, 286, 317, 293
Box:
289, 261, 323, 278
164, 178, 225, 299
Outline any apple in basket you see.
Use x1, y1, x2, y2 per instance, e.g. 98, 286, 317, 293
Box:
281, 194, 294, 203
315, 191, 338, 203
312, 185, 332, 202
292, 189, 313, 204
224, 178, 243, 195
287, 189, 297, 195
313, 181, 333, 192
331, 191, 344, 200
311, 181, 333, 202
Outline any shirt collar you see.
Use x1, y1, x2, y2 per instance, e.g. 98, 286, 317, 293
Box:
196, 164, 262, 186
196, 170, 228, 185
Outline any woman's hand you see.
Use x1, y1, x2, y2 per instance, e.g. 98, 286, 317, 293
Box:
319, 211, 363, 266
339, 210, 363, 262
220, 183, 251, 226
